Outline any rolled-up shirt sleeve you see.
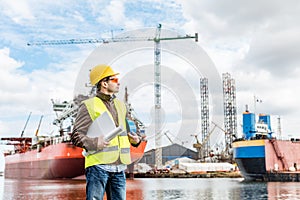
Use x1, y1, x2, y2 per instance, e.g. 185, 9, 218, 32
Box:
71, 103, 98, 151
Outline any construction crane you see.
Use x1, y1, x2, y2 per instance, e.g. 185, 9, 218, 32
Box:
28, 24, 198, 168
192, 123, 217, 161
211, 121, 234, 162
192, 120, 233, 162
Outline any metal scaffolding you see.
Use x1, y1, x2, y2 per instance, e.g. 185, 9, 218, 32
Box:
200, 77, 210, 160
222, 73, 237, 158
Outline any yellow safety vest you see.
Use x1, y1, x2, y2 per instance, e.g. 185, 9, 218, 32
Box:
83, 97, 131, 168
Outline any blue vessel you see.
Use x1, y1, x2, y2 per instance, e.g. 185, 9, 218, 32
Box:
233, 110, 300, 181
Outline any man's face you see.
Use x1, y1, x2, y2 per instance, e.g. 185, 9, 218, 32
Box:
106, 75, 120, 94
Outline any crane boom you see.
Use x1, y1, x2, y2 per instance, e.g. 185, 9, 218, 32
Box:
27, 31, 197, 46
27, 37, 149, 46
192, 123, 217, 160
163, 131, 174, 144
35, 115, 44, 136
21, 112, 32, 137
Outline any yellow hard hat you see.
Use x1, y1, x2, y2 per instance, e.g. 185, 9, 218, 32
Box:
89, 64, 119, 86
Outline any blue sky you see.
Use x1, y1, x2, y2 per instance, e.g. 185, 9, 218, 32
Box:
1, 0, 300, 150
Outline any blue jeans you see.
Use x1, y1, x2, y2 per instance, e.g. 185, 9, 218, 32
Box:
85, 165, 126, 200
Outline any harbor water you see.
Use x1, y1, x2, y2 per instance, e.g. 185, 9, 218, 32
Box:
1, 177, 300, 199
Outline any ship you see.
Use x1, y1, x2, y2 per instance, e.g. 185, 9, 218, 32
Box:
232, 108, 300, 181
1, 135, 85, 179
1, 88, 147, 179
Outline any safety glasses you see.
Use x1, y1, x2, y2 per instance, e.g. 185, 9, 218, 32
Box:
108, 77, 119, 83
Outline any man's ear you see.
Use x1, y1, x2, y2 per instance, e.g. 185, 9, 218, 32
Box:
101, 81, 108, 89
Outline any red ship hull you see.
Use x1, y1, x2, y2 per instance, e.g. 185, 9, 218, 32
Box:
4, 140, 147, 179
5, 142, 85, 179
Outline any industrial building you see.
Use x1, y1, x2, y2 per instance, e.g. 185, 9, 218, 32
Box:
139, 143, 198, 166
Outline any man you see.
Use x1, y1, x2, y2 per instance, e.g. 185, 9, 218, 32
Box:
71, 64, 141, 200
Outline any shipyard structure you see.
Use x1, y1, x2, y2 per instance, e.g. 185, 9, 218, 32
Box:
193, 73, 237, 163
132, 72, 239, 175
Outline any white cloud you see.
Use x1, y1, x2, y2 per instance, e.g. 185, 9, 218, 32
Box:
0, 47, 81, 136
0, 48, 23, 70
0, 48, 28, 94
1, 1, 35, 24
95, 0, 126, 26
106, 0, 126, 24
176, 0, 300, 139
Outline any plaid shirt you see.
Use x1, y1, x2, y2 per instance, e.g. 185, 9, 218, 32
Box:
98, 164, 127, 172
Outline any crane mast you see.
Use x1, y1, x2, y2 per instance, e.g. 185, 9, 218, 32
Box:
154, 24, 162, 168
28, 24, 198, 168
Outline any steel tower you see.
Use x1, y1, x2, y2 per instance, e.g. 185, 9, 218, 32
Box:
200, 77, 210, 160
222, 73, 237, 159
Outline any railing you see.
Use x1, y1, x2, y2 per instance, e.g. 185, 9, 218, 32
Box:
270, 139, 288, 170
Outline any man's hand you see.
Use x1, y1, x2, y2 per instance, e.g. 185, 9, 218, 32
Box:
97, 135, 110, 150
128, 132, 141, 145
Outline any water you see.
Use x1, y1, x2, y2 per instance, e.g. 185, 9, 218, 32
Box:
1, 177, 300, 200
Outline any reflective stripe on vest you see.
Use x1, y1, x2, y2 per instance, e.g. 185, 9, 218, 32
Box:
83, 97, 131, 168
